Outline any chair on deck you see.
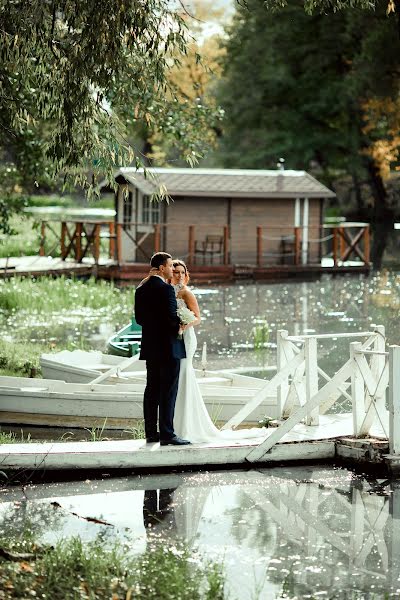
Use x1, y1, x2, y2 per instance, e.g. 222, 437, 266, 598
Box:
194, 234, 224, 265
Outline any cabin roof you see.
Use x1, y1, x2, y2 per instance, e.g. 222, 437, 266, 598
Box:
115, 167, 335, 199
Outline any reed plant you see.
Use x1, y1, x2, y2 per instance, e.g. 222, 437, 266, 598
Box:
0, 276, 132, 313
0, 533, 227, 599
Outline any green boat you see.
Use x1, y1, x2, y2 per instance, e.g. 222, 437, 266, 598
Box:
107, 318, 142, 358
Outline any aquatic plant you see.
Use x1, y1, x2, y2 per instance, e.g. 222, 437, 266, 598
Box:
0, 534, 227, 599
0, 276, 133, 313
251, 321, 270, 351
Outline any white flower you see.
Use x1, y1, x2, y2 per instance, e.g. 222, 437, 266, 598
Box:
177, 305, 196, 325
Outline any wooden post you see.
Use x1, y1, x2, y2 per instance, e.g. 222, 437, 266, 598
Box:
39, 221, 46, 256
116, 224, 122, 264
389, 345, 400, 455
154, 224, 161, 253
109, 222, 115, 259
223, 226, 229, 265
93, 224, 100, 264
277, 330, 289, 418
371, 325, 386, 417
257, 226, 262, 268
75, 222, 83, 262
351, 341, 365, 436
339, 225, 345, 261
364, 225, 370, 266
294, 226, 301, 266
61, 222, 67, 259
305, 336, 319, 425
333, 227, 338, 267
188, 225, 195, 264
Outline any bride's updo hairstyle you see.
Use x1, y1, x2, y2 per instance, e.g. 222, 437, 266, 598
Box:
172, 259, 190, 285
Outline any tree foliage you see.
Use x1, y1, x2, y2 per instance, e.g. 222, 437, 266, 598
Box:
217, 0, 400, 267
0, 0, 220, 197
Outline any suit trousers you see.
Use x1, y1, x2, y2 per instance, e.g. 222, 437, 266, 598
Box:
144, 356, 181, 440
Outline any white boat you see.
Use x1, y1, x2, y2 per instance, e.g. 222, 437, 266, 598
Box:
0, 351, 278, 429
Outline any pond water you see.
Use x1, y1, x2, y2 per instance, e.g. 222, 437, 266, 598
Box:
1, 271, 399, 378
1, 465, 399, 599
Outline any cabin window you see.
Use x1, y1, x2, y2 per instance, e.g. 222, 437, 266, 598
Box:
142, 196, 160, 224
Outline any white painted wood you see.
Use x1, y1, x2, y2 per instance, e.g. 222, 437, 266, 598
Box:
305, 337, 319, 425
282, 359, 305, 418
351, 342, 366, 436
221, 351, 304, 430
301, 197, 309, 265
389, 345, 400, 455
350, 488, 365, 566
277, 330, 289, 417
89, 354, 141, 386
370, 325, 387, 415
294, 197, 301, 227
287, 331, 375, 341
0, 439, 335, 471
317, 366, 352, 402
245, 358, 354, 462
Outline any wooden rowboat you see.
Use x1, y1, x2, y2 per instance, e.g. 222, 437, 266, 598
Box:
107, 319, 142, 358
0, 351, 278, 429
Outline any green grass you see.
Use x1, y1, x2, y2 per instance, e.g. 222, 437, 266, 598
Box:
0, 534, 227, 600
0, 276, 131, 312
0, 339, 48, 377
0, 430, 33, 444
0, 215, 49, 258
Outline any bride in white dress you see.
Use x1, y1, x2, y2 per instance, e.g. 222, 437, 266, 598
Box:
171, 259, 267, 444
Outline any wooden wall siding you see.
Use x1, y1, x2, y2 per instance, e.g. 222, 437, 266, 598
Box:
230, 198, 321, 264
164, 196, 229, 260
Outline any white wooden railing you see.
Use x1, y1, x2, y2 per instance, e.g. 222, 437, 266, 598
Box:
222, 325, 400, 460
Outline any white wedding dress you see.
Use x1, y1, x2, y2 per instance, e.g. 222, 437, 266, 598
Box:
173, 297, 267, 444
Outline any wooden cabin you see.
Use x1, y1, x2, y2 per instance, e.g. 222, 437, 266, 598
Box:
114, 167, 335, 267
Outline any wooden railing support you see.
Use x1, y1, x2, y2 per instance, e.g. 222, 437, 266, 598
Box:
109, 222, 116, 259
257, 226, 262, 268
116, 224, 122, 264
188, 225, 195, 264
389, 345, 400, 455
351, 341, 365, 436
333, 227, 338, 267
364, 226, 370, 266
305, 337, 319, 425
93, 224, 100, 264
294, 227, 301, 265
39, 221, 46, 256
223, 226, 229, 265
61, 222, 67, 259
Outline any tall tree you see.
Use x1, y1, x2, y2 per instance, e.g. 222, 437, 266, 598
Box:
0, 0, 219, 201
217, 0, 400, 268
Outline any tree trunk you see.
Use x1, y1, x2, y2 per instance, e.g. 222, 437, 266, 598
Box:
367, 161, 394, 270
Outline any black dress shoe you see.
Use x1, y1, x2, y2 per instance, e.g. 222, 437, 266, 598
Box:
160, 436, 191, 446
146, 435, 160, 443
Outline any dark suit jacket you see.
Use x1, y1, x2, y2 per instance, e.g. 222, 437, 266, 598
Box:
134, 276, 186, 361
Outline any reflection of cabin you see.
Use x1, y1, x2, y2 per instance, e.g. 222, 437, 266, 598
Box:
114, 167, 335, 266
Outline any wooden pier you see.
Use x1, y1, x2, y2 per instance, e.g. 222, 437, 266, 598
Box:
1, 327, 400, 475
0, 220, 370, 282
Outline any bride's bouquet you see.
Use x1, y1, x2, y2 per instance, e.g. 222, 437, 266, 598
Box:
177, 305, 196, 339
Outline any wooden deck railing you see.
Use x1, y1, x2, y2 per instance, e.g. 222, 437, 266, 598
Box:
256, 223, 370, 268
219, 325, 400, 462
38, 220, 370, 269
39, 220, 121, 264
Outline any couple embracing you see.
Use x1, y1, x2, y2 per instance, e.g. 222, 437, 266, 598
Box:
135, 251, 267, 446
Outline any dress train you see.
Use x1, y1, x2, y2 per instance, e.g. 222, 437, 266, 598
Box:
173, 326, 267, 444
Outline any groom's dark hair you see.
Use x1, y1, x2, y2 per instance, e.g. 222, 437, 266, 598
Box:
150, 252, 172, 270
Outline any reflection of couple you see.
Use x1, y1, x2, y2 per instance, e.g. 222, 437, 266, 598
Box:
135, 251, 266, 445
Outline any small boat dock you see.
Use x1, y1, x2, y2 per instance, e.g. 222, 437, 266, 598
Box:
1, 326, 400, 476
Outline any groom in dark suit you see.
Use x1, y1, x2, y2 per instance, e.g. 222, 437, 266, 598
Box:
134, 252, 190, 446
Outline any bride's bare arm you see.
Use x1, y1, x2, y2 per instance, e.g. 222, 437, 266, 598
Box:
181, 288, 201, 326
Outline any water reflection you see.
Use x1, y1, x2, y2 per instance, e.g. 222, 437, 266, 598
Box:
1, 272, 400, 377
1, 466, 400, 598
